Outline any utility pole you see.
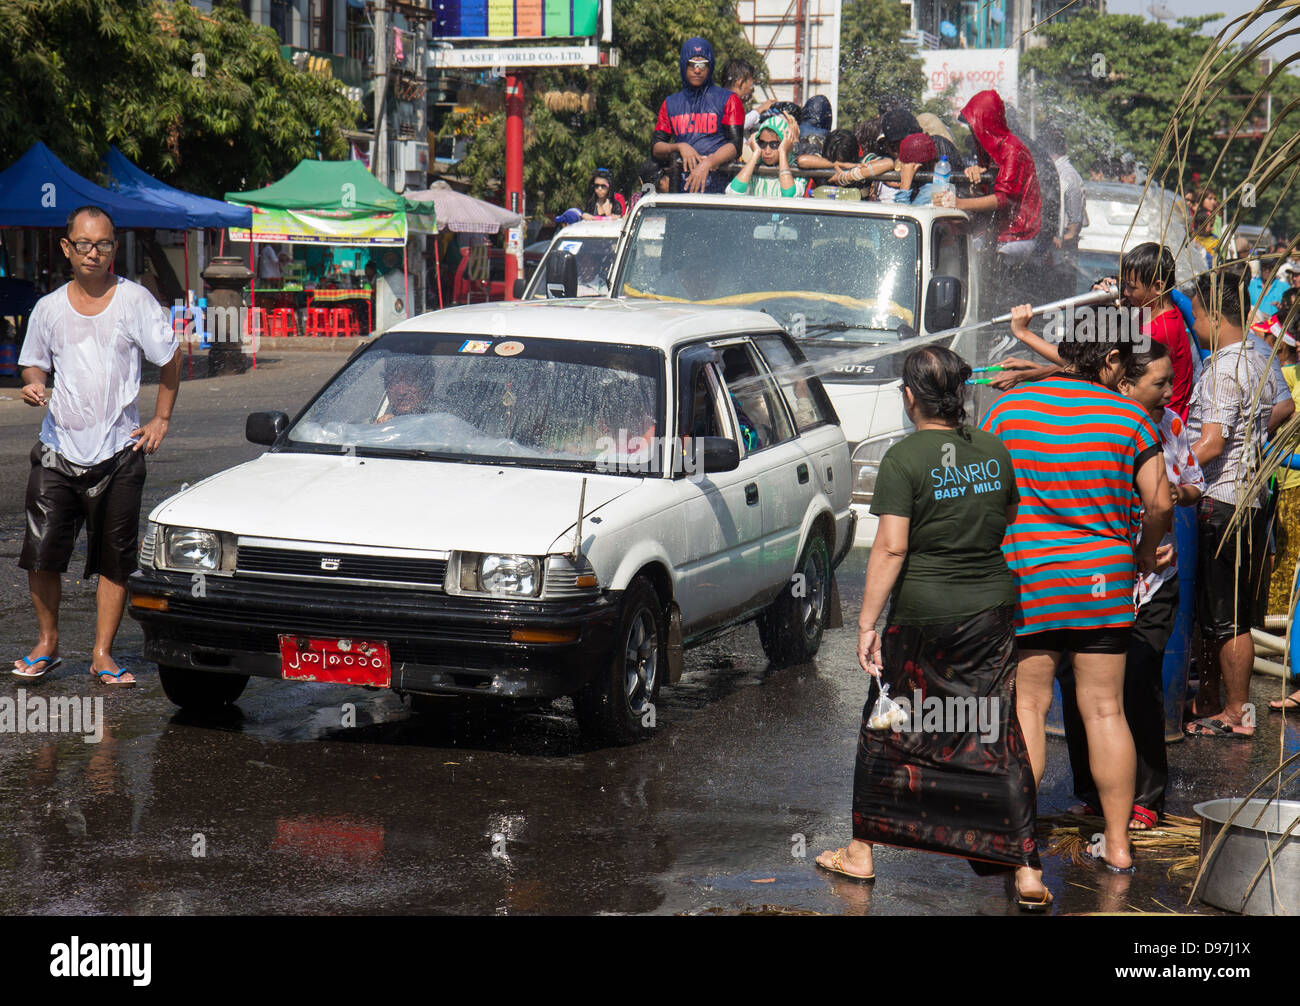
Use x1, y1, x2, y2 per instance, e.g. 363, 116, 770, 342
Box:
373, 0, 389, 188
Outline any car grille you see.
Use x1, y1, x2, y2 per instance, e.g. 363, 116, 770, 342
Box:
236, 546, 447, 589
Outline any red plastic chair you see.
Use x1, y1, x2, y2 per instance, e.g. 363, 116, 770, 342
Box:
328, 308, 359, 338
304, 307, 331, 337
247, 307, 269, 339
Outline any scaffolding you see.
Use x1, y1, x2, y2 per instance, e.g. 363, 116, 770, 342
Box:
736, 0, 841, 116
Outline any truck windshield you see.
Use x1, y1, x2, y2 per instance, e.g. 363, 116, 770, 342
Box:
615, 205, 920, 343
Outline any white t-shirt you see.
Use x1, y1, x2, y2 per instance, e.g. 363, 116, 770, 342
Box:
258, 245, 282, 280
18, 278, 177, 466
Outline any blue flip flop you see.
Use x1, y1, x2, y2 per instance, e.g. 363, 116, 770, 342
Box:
1085, 849, 1136, 874
92, 666, 136, 688
11, 655, 62, 680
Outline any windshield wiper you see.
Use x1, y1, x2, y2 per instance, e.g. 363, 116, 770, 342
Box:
796, 322, 898, 342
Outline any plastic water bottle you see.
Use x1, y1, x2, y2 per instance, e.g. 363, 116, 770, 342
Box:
933, 155, 951, 195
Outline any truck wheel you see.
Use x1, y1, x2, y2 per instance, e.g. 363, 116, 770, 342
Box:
574, 577, 664, 745
158, 666, 248, 711
758, 531, 831, 668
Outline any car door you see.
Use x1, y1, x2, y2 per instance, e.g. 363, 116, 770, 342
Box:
670, 344, 765, 635
712, 338, 814, 606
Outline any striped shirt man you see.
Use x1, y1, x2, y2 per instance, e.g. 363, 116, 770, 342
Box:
981, 375, 1161, 634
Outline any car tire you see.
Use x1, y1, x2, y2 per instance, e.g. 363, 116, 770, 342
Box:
757, 530, 831, 668
158, 666, 249, 711
574, 576, 664, 745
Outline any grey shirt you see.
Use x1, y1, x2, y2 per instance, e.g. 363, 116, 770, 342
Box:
1187, 340, 1278, 508
1053, 154, 1086, 239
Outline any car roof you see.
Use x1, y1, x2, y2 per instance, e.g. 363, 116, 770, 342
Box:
632, 191, 965, 223
548, 219, 623, 240
386, 299, 787, 352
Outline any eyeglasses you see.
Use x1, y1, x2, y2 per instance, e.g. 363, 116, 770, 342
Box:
757, 139, 781, 150
687, 59, 709, 69
68, 239, 116, 255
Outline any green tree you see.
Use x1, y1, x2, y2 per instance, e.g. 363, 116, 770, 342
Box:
1021, 11, 1300, 234
836, 0, 927, 127
0, 0, 358, 197
440, 0, 764, 217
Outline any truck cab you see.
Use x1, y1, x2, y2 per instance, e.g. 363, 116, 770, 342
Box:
607, 192, 981, 545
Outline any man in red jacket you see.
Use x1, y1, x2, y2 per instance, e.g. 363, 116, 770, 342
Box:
946, 90, 1041, 258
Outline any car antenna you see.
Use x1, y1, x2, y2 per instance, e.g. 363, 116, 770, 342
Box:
570, 477, 588, 563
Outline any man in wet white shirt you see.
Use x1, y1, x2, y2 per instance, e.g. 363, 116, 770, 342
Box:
14, 206, 180, 687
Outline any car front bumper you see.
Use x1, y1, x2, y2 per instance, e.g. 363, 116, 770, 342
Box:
128, 569, 621, 700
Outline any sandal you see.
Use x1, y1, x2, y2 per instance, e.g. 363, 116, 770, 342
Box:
815, 848, 875, 883
1269, 695, 1300, 712
11, 655, 62, 680
1009, 875, 1053, 912
1184, 716, 1252, 738
1129, 805, 1159, 831
92, 667, 136, 689
1084, 849, 1136, 874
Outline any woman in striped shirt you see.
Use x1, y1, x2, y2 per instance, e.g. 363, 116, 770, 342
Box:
982, 304, 1174, 872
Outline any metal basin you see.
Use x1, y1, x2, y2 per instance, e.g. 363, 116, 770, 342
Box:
1194, 798, 1300, 915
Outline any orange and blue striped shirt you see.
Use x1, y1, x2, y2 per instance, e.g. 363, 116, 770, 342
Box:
980, 374, 1161, 635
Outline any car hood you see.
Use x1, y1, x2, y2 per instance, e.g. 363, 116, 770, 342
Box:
150, 452, 641, 555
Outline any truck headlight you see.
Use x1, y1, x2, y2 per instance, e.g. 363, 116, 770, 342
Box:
852, 434, 908, 505
162, 527, 222, 571
452, 552, 543, 597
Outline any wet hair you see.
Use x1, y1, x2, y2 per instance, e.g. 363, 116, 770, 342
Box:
769, 101, 801, 121
1279, 287, 1299, 333
823, 129, 859, 164
902, 345, 971, 427
1057, 312, 1136, 381
1120, 242, 1176, 292
1120, 338, 1170, 385
66, 205, 115, 237
721, 59, 755, 90
1192, 264, 1251, 330
855, 118, 886, 158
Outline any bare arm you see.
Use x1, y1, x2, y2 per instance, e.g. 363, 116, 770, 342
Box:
1135, 451, 1174, 573
856, 513, 909, 674
20, 365, 50, 407
1192, 423, 1226, 467
132, 351, 180, 453
1270, 396, 1294, 434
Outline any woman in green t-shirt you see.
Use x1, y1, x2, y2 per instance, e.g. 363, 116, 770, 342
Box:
815, 345, 1049, 910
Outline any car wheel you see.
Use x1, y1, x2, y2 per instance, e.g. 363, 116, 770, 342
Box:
758, 530, 831, 668
574, 577, 664, 745
158, 666, 249, 711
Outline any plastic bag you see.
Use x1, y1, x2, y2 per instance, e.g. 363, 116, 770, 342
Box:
867, 677, 908, 731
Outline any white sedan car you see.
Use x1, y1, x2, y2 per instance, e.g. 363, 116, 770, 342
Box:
129, 300, 856, 743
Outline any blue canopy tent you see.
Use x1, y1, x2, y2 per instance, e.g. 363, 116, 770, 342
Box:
0, 142, 188, 229
101, 146, 251, 229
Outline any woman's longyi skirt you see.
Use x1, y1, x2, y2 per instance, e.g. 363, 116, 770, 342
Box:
852, 604, 1041, 871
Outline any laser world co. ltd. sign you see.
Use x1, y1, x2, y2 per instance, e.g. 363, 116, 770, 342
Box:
429, 45, 613, 69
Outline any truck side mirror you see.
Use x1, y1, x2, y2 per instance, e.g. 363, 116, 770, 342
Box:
545, 250, 578, 299
925, 275, 964, 332
246, 411, 289, 446
512, 278, 526, 299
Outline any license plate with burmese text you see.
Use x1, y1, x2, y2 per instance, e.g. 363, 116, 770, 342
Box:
279, 635, 392, 687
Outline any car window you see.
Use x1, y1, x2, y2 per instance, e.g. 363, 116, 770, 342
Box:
932, 218, 968, 285
751, 334, 836, 432
716, 342, 795, 452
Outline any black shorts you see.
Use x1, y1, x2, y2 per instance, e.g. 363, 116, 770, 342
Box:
1017, 626, 1131, 655
18, 441, 146, 582
1196, 496, 1269, 641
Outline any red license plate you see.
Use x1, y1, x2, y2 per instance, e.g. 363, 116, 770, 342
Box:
279, 635, 392, 687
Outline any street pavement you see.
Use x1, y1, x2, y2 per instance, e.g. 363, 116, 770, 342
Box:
0, 351, 1297, 915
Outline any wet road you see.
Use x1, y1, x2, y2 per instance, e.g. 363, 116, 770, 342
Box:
1, 353, 1297, 915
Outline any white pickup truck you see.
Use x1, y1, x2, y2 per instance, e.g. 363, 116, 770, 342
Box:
599, 185, 1200, 544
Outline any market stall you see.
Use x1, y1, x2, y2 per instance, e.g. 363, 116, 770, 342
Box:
226, 160, 436, 335
403, 181, 522, 307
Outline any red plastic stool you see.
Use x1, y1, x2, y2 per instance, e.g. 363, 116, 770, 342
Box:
329, 308, 359, 338
270, 307, 297, 338
246, 307, 269, 340
304, 307, 331, 337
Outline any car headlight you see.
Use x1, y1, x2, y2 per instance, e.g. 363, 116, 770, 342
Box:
156, 526, 237, 572
852, 434, 908, 505
452, 552, 543, 597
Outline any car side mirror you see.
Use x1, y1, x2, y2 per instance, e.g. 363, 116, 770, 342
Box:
512, 278, 526, 299
685, 436, 739, 475
246, 410, 289, 446
925, 275, 964, 332
545, 250, 578, 299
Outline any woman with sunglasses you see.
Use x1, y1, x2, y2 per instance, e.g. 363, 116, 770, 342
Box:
581, 171, 623, 220
726, 113, 806, 199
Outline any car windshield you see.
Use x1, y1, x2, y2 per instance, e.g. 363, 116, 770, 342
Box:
529, 236, 617, 298
287, 332, 664, 474
615, 205, 920, 343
